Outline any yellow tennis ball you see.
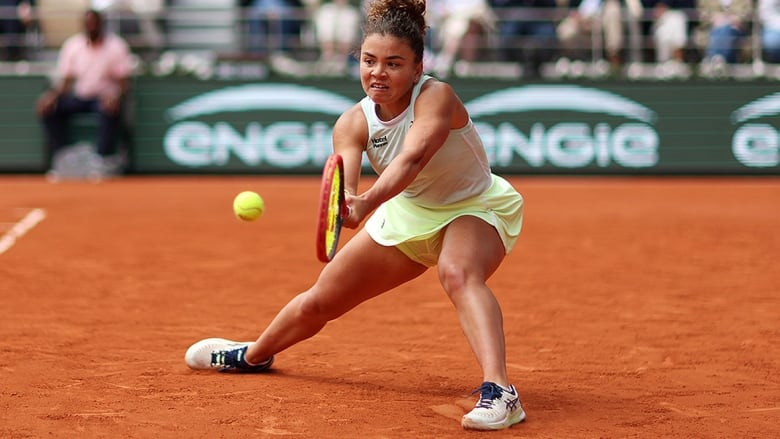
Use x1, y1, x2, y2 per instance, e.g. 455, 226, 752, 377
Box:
233, 191, 264, 221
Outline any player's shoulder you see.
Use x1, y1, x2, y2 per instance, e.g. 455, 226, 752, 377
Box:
417, 77, 462, 112
333, 102, 369, 144
420, 77, 455, 94
419, 77, 458, 103
335, 102, 367, 130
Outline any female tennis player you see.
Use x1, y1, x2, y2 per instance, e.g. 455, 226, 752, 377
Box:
185, 0, 525, 431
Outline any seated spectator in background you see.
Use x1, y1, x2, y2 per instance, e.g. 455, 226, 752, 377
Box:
490, 0, 558, 77
759, 0, 780, 63
428, 0, 496, 78
0, 0, 34, 61
241, 0, 304, 56
556, 0, 627, 69
313, 0, 360, 74
36, 9, 132, 175
643, 0, 693, 63
695, 0, 752, 64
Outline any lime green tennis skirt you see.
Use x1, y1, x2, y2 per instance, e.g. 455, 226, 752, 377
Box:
365, 175, 524, 266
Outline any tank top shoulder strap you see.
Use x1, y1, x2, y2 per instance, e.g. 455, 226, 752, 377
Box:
409, 75, 433, 121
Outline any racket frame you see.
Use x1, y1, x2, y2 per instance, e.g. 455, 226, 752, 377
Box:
316, 154, 346, 262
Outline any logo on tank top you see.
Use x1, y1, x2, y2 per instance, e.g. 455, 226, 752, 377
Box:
370, 135, 388, 148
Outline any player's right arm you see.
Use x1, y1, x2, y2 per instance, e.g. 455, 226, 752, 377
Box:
331, 103, 368, 228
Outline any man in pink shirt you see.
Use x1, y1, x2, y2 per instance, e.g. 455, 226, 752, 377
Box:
36, 9, 133, 173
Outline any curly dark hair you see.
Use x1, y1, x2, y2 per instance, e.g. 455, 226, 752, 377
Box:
361, 0, 427, 62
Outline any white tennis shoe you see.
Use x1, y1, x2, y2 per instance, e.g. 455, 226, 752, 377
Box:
184, 338, 274, 373
461, 382, 526, 430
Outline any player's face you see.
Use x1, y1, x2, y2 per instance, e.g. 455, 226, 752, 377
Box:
359, 34, 422, 114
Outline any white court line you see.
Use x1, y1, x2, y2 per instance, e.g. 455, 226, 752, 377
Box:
0, 208, 47, 255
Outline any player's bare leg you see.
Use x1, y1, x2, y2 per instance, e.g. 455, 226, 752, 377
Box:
244, 229, 426, 364
438, 216, 526, 430
438, 216, 508, 385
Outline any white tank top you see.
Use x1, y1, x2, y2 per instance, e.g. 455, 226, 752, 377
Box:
360, 75, 492, 206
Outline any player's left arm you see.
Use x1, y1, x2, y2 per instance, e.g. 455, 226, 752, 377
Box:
356, 80, 457, 212
331, 103, 369, 228
332, 103, 368, 197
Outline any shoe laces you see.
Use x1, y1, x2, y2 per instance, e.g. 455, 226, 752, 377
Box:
471, 382, 506, 409
211, 345, 247, 370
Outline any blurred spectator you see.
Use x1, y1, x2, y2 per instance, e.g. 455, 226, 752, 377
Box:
241, 0, 304, 55
643, 0, 693, 63
313, 0, 360, 74
694, 0, 752, 64
428, 0, 496, 78
489, 0, 558, 77
556, 0, 643, 69
557, 0, 623, 67
759, 0, 780, 63
91, 0, 166, 56
36, 9, 132, 176
0, 0, 35, 61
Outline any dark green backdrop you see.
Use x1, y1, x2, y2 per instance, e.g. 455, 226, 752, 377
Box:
2, 76, 778, 175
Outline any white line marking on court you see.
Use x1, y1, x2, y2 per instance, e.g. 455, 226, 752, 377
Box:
746, 406, 780, 413
0, 208, 47, 255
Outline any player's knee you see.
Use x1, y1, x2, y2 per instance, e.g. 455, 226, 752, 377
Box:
438, 262, 469, 298
297, 291, 339, 322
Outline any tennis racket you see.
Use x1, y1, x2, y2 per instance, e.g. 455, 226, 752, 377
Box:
315, 154, 348, 262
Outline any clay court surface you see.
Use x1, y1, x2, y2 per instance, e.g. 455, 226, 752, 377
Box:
0, 175, 778, 438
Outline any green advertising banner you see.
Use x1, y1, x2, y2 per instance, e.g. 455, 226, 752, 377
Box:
0, 77, 48, 172
134, 77, 349, 174
2, 75, 779, 174
134, 77, 780, 175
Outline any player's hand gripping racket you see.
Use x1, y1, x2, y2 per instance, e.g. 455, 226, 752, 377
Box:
316, 154, 348, 262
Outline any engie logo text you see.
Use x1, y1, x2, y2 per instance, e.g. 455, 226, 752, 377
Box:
162, 84, 660, 170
